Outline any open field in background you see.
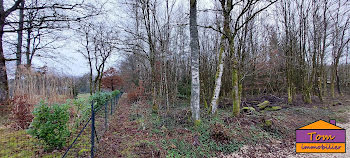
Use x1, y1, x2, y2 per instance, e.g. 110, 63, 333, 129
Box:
77, 93, 91, 99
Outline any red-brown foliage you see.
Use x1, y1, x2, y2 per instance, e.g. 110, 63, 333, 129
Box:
9, 96, 34, 130
127, 81, 145, 103
101, 67, 124, 91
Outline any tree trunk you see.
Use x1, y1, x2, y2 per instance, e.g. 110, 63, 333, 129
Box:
15, 0, 25, 72
336, 68, 341, 95
0, 23, 9, 102
190, 0, 200, 124
210, 36, 225, 114
26, 28, 32, 68
232, 62, 240, 116
331, 62, 336, 98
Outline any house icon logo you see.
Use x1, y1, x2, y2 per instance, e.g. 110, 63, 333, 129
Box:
296, 120, 346, 153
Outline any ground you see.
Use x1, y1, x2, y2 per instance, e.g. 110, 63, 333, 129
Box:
221, 96, 350, 158
223, 112, 350, 158
0, 94, 349, 157
94, 94, 350, 157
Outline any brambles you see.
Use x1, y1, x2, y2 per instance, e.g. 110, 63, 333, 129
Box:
27, 101, 70, 150
9, 96, 33, 130
127, 83, 145, 103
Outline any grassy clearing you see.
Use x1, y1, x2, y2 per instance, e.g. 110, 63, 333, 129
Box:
77, 93, 91, 99
0, 125, 91, 158
0, 127, 62, 158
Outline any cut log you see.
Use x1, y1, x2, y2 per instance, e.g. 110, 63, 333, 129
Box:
242, 107, 255, 114
258, 101, 270, 110
332, 102, 342, 106
264, 106, 282, 111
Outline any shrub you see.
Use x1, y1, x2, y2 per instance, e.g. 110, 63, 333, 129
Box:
178, 82, 191, 99
127, 84, 144, 103
9, 96, 34, 130
89, 92, 109, 111
27, 101, 70, 150
111, 90, 120, 97
127, 91, 139, 103
64, 98, 87, 132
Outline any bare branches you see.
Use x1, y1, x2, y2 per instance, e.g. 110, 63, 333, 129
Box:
4, 0, 23, 17
234, 0, 278, 32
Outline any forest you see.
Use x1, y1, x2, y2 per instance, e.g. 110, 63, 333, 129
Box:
0, 0, 350, 157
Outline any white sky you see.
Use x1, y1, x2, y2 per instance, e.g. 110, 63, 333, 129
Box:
4, 0, 349, 78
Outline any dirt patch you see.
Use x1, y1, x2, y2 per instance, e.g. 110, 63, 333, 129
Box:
220, 95, 350, 158
96, 95, 165, 157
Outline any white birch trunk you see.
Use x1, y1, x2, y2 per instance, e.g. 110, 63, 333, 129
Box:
190, 0, 200, 122
210, 47, 225, 114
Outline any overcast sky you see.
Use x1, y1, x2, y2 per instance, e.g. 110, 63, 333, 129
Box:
4, 0, 348, 78
4, 0, 217, 77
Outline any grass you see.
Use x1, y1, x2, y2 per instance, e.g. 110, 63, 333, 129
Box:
0, 127, 62, 158
0, 128, 34, 157
0, 125, 91, 158
1, 94, 349, 157
0, 92, 95, 158
77, 93, 91, 99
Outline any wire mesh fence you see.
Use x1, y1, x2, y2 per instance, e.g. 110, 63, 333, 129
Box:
62, 91, 123, 158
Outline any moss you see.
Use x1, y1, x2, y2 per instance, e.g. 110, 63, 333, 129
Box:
78, 148, 89, 156
331, 79, 335, 98
152, 103, 158, 114
238, 83, 242, 99
303, 84, 312, 104
287, 86, 292, 104
232, 68, 239, 117
194, 120, 201, 127
264, 120, 272, 127
257, 101, 270, 110
317, 77, 323, 102
203, 98, 208, 109
0, 129, 36, 157
242, 107, 255, 113
264, 106, 282, 111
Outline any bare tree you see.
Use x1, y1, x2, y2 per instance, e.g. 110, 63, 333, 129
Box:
210, 0, 277, 116
0, 0, 23, 102
77, 22, 117, 94
0, 0, 101, 102
330, 0, 350, 97
190, 0, 200, 124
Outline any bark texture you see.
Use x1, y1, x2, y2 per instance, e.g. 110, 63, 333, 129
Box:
190, 0, 200, 122
210, 36, 225, 114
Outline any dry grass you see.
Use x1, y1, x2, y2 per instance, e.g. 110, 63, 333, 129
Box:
9, 66, 74, 105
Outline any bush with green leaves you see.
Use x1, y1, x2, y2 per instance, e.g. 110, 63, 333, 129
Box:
89, 90, 120, 111
89, 92, 109, 111
27, 101, 71, 150
68, 97, 90, 129
111, 90, 120, 97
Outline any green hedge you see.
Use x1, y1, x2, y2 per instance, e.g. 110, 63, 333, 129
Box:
27, 101, 70, 150
27, 90, 121, 150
